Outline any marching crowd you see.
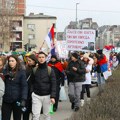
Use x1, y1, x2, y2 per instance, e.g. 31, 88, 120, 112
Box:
0, 50, 120, 120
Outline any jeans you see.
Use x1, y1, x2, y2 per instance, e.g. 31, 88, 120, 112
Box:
97, 73, 105, 85
97, 73, 105, 93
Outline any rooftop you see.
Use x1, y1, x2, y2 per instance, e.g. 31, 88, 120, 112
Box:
24, 13, 57, 19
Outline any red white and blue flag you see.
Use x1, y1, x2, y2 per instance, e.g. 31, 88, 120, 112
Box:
45, 25, 55, 55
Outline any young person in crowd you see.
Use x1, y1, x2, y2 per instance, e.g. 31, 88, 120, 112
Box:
66, 53, 86, 112
80, 53, 94, 106
48, 55, 65, 112
96, 50, 107, 94
31, 52, 56, 120
0, 56, 5, 120
23, 54, 38, 120
2, 55, 28, 120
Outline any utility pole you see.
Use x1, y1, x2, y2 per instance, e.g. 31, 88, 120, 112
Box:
76, 3, 79, 28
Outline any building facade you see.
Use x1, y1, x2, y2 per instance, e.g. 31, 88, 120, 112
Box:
0, 0, 25, 52
23, 13, 57, 53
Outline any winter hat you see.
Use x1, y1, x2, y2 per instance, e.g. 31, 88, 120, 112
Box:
72, 53, 78, 59
51, 55, 57, 60
83, 53, 90, 59
97, 49, 103, 55
28, 54, 38, 63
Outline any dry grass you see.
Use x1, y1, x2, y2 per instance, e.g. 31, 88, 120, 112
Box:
67, 65, 120, 120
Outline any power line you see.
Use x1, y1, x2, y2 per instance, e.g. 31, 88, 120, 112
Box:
27, 4, 120, 13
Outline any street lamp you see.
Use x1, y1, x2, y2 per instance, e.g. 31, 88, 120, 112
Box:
76, 3, 79, 28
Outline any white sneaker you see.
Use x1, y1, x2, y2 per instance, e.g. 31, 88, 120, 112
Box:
80, 99, 84, 107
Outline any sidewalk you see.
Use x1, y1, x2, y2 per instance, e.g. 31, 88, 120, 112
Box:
40, 86, 99, 120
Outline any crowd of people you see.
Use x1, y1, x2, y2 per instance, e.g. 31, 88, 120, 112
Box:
0, 49, 120, 120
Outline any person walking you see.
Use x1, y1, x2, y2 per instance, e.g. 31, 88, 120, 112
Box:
2, 55, 28, 120
23, 54, 38, 120
31, 52, 56, 120
48, 55, 65, 112
0, 56, 6, 120
96, 50, 108, 94
80, 53, 94, 106
66, 53, 86, 111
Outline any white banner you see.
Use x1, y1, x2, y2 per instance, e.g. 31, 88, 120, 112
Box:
66, 29, 96, 52
56, 41, 68, 59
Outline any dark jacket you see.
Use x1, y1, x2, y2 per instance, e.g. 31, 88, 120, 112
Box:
48, 61, 65, 86
32, 62, 56, 98
66, 60, 86, 82
3, 69, 28, 103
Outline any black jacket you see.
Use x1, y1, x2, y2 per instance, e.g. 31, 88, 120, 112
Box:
32, 62, 56, 98
3, 69, 28, 103
66, 60, 86, 82
48, 61, 65, 86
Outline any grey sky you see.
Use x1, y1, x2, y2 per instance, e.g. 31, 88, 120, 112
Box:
26, 0, 120, 32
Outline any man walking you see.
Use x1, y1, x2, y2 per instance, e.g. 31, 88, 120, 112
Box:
66, 53, 86, 111
31, 52, 56, 120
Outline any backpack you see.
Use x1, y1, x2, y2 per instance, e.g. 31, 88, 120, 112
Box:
33, 66, 51, 76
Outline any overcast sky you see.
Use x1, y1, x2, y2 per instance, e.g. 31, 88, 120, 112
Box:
26, 0, 120, 32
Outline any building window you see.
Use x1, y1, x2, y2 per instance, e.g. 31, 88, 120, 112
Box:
28, 34, 35, 40
11, 42, 22, 49
13, 32, 22, 41
27, 24, 35, 31
12, 20, 22, 29
0, 44, 2, 48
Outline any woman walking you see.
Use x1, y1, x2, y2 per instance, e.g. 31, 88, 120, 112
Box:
80, 53, 93, 106
23, 54, 38, 120
2, 55, 28, 120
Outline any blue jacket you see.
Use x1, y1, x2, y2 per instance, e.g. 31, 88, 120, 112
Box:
3, 69, 28, 103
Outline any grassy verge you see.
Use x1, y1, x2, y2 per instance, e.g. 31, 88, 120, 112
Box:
68, 65, 120, 120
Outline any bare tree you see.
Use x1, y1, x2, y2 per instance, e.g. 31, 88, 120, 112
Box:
0, 0, 19, 52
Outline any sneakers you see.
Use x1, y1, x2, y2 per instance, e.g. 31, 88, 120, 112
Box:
80, 99, 85, 107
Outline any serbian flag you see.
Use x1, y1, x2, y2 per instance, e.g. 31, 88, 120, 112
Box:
45, 25, 55, 55
98, 55, 108, 72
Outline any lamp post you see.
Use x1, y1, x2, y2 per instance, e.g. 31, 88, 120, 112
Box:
76, 3, 79, 28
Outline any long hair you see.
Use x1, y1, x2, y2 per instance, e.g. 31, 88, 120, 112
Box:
7, 55, 21, 72
0, 56, 6, 66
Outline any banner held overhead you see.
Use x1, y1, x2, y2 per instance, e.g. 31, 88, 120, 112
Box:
66, 29, 96, 52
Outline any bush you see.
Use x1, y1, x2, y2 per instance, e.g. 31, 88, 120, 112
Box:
68, 66, 120, 120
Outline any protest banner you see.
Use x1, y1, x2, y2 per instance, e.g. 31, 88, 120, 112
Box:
56, 41, 68, 59
66, 29, 96, 52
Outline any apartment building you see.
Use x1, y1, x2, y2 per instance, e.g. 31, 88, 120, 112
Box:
23, 13, 57, 53
0, 0, 25, 51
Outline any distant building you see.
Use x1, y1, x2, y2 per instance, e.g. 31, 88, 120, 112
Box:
96, 25, 120, 49
23, 13, 57, 52
57, 32, 64, 40
0, 0, 25, 51
0, 0, 25, 15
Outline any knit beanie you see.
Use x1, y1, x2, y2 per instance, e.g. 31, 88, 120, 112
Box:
51, 55, 57, 60
97, 49, 103, 55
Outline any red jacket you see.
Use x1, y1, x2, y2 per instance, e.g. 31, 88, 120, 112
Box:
98, 55, 108, 66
